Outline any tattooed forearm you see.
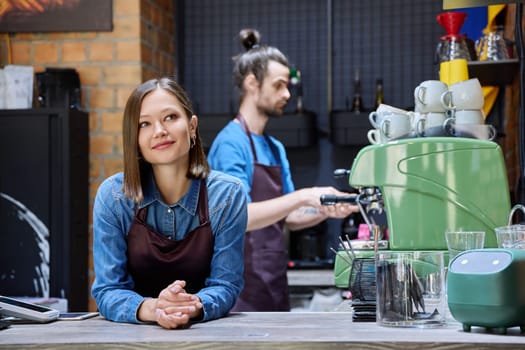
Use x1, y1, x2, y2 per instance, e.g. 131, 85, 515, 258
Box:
298, 206, 319, 216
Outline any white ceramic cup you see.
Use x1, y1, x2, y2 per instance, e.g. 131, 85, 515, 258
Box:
443, 109, 495, 140
369, 111, 387, 129
425, 112, 448, 128
410, 112, 425, 137
416, 112, 447, 136
380, 113, 412, 140
376, 103, 409, 115
453, 109, 485, 124
445, 122, 497, 140
409, 111, 424, 130
414, 80, 448, 113
440, 78, 484, 110
370, 104, 410, 129
367, 128, 388, 145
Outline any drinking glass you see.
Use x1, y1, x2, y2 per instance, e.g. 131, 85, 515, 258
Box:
445, 231, 485, 260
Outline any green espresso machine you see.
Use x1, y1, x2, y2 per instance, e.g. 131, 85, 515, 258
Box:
334, 137, 511, 287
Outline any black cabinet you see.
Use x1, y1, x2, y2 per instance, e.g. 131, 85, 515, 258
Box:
0, 108, 89, 311
199, 111, 318, 151
267, 111, 318, 148
330, 110, 372, 146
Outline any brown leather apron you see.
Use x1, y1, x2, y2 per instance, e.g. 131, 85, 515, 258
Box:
231, 115, 290, 311
126, 180, 214, 296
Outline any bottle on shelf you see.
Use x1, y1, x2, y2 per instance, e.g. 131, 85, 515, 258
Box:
374, 78, 384, 109
289, 67, 303, 113
350, 69, 364, 114
295, 70, 303, 113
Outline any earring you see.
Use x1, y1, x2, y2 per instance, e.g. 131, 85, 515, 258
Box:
190, 135, 196, 148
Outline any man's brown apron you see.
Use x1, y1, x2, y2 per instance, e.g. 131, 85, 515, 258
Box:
231, 115, 290, 311
126, 180, 214, 296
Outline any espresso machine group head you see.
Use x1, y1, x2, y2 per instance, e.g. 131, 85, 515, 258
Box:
348, 137, 510, 250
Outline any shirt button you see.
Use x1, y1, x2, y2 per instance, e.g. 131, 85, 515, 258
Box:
167, 208, 172, 213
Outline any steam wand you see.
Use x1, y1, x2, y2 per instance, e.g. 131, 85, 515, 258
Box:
328, 168, 385, 237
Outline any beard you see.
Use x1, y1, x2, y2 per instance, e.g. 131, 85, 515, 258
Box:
258, 101, 287, 118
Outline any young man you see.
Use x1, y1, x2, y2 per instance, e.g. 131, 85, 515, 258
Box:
208, 29, 358, 311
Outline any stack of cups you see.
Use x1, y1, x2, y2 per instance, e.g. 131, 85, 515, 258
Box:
367, 104, 413, 145
440, 78, 496, 140
413, 80, 449, 137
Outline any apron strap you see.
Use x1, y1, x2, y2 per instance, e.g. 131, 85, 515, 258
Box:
236, 114, 259, 162
236, 114, 282, 165
135, 205, 147, 222
197, 179, 210, 226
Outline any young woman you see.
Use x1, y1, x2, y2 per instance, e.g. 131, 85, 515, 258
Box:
91, 77, 247, 329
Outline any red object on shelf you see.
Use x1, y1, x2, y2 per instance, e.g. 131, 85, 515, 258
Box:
437, 11, 467, 38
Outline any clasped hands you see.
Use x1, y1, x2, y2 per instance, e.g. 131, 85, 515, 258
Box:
139, 280, 203, 329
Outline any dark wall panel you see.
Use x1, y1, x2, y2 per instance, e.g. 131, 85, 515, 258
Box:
182, 0, 327, 126
332, 0, 444, 111
180, 0, 446, 128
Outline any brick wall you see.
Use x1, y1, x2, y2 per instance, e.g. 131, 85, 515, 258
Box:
0, 0, 176, 311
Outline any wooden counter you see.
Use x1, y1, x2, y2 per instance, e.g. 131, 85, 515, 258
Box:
1, 312, 525, 349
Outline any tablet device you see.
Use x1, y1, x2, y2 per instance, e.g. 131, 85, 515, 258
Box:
0, 319, 10, 330
0, 296, 59, 323
58, 312, 99, 320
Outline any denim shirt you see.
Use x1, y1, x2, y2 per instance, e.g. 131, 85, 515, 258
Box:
91, 170, 247, 324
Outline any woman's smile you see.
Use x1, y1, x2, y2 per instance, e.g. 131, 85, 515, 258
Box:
152, 140, 175, 150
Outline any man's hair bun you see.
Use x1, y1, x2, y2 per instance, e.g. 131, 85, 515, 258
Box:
239, 28, 261, 51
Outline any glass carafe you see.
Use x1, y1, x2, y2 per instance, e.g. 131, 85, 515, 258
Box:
476, 25, 510, 61
436, 34, 471, 63
435, 12, 471, 63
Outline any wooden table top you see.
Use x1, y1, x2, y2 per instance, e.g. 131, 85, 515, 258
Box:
1, 312, 525, 350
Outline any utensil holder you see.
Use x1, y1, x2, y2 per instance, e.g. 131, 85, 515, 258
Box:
349, 257, 376, 302
376, 251, 446, 328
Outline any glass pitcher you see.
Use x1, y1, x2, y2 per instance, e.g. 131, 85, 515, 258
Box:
436, 34, 472, 63
476, 25, 510, 61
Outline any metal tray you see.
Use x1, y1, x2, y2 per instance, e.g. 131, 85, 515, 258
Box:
341, 240, 389, 251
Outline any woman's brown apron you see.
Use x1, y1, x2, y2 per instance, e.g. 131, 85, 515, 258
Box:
126, 180, 214, 296
231, 115, 290, 311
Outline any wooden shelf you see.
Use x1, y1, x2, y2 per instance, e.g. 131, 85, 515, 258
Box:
467, 59, 519, 86
443, 0, 524, 10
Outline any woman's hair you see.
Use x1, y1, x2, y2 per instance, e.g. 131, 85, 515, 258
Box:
233, 28, 289, 96
122, 77, 210, 203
